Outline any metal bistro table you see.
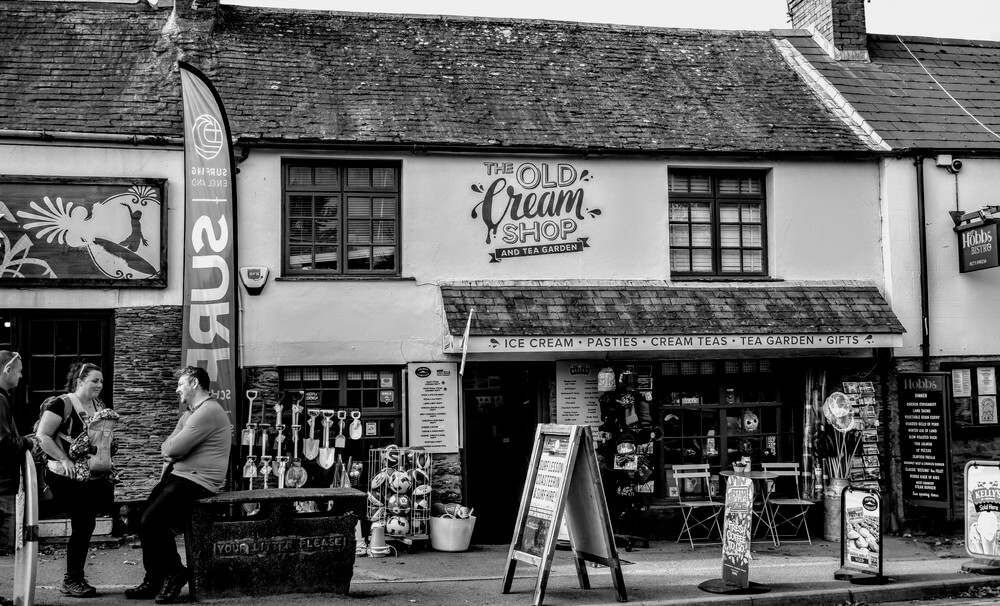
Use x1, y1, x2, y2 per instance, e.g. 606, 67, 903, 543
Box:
719, 470, 778, 546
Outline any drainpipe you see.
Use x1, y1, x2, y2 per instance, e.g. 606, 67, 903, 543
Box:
914, 156, 930, 371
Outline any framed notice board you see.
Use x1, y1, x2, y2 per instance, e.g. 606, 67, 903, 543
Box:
898, 373, 953, 512
941, 361, 1000, 436
501, 424, 626, 606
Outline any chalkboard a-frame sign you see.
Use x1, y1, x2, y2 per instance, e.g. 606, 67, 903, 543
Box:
501, 424, 627, 606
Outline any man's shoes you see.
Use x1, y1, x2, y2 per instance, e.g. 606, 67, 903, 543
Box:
60, 576, 98, 598
125, 576, 164, 600
154, 567, 188, 604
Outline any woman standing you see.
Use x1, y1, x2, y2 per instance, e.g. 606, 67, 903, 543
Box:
35, 362, 116, 598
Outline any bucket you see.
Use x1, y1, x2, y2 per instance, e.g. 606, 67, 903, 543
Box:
823, 477, 850, 542
430, 516, 477, 552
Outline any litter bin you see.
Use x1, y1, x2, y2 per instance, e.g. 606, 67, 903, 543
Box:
186, 487, 365, 600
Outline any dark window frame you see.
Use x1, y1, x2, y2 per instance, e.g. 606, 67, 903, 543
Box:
282, 159, 401, 277
668, 170, 768, 278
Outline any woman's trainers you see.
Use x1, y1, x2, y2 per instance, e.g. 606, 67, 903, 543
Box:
60, 576, 97, 598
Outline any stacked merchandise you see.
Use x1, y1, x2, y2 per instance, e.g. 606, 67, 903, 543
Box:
367, 445, 432, 540
842, 381, 883, 491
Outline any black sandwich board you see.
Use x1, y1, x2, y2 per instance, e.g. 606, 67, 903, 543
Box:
501, 424, 626, 606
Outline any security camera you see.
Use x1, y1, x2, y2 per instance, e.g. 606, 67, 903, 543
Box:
948, 159, 963, 174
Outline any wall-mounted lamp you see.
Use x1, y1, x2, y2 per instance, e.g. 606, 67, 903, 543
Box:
239, 266, 269, 296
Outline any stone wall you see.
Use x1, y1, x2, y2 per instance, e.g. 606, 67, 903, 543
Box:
112, 305, 184, 503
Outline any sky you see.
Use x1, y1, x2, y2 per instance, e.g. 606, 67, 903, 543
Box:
222, 0, 1000, 41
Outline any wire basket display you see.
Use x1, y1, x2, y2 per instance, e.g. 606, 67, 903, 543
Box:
367, 445, 432, 539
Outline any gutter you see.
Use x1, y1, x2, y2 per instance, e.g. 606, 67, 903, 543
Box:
914, 155, 931, 371
0, 129, 182, 146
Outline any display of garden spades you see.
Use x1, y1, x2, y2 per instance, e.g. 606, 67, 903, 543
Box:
242, 390, 259, 446
335, 409, 347, 448
272, 399, 287, 483
285, 392, 309, 488
319, 410, 336, 469
304, 408, 320, 461
257, 402, 271, 489
349, 410, 362, 440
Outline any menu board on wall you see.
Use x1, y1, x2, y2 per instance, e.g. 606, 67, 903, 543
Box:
555, 361, 602, 426
406, 362, 460, 453
898, 372, 953, 510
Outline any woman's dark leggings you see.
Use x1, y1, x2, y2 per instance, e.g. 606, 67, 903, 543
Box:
48, 472, 112, 579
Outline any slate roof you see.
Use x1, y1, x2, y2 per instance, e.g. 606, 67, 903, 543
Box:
0, 1, 873, 153
440, 281, 905, 337
780, 31, 1000, 150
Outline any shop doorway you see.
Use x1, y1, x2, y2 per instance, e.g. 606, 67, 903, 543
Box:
463, 362, 551, 544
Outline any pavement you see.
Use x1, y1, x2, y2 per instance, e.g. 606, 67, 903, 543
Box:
3, 532, 1000, 606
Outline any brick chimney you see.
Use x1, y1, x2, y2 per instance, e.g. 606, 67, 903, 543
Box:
786, 0, 869, 61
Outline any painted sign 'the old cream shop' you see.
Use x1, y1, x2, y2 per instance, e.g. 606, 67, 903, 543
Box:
470, 161, 601, 263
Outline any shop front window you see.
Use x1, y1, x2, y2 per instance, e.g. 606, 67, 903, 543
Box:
283, 161, 400, 276
668, 170, 767, 278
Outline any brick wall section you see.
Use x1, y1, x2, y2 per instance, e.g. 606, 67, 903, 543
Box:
112, 305, 183, 503
787, 0, 867, 56
788, 0, 832, 40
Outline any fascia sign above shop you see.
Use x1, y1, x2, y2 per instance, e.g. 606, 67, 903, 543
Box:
444, 332, 902, 354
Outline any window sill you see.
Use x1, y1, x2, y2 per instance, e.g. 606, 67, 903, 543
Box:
670, 276, 782, 282
275, 275, 417, 282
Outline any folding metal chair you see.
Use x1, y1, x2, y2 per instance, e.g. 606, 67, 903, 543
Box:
671, 464, 723, 548
761, 462, 815, 546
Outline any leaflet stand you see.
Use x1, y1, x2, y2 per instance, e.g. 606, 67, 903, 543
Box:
501, 424, 627, 606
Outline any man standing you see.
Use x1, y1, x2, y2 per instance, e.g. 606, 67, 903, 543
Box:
125, 366, 231, 604
0, 351, 35, 606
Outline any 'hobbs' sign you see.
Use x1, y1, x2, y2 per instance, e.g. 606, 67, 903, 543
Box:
957, 222, 998, 273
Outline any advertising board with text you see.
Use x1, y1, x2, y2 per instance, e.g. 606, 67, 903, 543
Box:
965, 461, 1000, 559
406, 363, 460, 452
841, 487, 882, 577
898, 372, 953, 510
721, 475, 752, 589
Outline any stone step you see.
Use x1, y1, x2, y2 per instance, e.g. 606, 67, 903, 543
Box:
38, 517, 114, 540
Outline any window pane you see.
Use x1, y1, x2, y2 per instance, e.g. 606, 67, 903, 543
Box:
348, 246, 372, 270
721, 249, 741, 271
691, 249, 713, 272
348, 219, 371, 244
346, 167, 370, 188
669, 225, 689, 246
347, 197, 371, 217
315, 220, 338, 242
720, 224, 740, 248
742, 205, 761, 223
743, 225, 762, 246
318, 196, 339, 218
372, 247, 396, 270
289, 195, 313, 217
314, 246, 339, 270
288, 167, 312, 187
691, 224, 712, 247
720, 204, 740, 223
373, 197, 396, 218
670, 252, 691, 272
669, 174, 711, 194
288, 245, 313, 270
669, 203, 689, 221
315, 167, 339, 188
288, 220, 313, 242
690, 203, 711, 222
744, 250, 763, 272
373, 220, 396, 244
372, 168, 396, 188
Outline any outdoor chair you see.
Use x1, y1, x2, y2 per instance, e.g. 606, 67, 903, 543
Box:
671, 463, 723, 548
761, 462, 815, 546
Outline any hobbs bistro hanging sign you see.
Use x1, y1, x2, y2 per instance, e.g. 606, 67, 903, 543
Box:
956, 221, 998, 273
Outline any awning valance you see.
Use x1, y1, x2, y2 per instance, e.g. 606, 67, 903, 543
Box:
441, 281, 905, 354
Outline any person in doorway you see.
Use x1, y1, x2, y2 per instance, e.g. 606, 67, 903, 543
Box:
0, 351, 37, 606
35, 361, 116, 598
126, 366, 231, 604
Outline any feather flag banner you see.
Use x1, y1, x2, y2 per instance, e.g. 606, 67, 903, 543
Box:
179, 62, 240, 442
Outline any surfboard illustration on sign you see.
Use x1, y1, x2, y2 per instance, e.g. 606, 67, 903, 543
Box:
16, 185, 160, 279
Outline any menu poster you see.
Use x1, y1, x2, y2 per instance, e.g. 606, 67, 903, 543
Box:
898, 373, 953, 509
966, 462, 1000, 559
721, 476, 753, 589
555, 361, 602, 427
979, 396, 998, 425
521, 435, 570, 556
841, 488, 882, 576
953, 369, 973, 398
406, 363, 460, 453
979, 368, 998, 395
